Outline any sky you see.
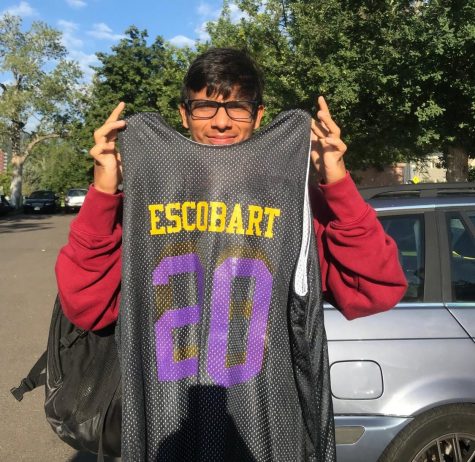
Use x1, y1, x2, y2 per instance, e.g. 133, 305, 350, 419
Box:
1, 0, 245, 81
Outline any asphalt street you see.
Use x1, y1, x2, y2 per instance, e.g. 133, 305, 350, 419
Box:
0, 213, 117, 462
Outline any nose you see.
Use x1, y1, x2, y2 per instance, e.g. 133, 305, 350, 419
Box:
211, 106, 232, 130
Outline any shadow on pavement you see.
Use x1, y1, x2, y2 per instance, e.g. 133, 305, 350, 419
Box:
0, 213, 58, 233
68, 452, 120, 461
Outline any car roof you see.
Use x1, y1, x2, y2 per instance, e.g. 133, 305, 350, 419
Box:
360, 183, 475, 211
30, 190, 54, 194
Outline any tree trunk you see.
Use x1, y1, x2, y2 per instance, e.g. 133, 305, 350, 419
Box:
8, 132, 60, 208
10, 155, 24, 208
445, 146, 468, 182
9, 119, 24, 209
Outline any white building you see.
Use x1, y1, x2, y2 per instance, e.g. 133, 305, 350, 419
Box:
355, 155, 475, 187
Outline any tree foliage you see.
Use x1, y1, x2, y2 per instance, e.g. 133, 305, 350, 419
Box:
4, 0, 472, 190
22, 140, 92, 196
78, 26, 194, 152
406, 0, 475, 180
0, 14, 83, 206
0, 164, 12, 196
207, 0, 475, 178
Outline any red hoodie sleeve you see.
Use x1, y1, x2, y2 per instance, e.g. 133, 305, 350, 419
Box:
55, 186, 123, 330
310, 172, 407, 320
56, 173, 407, 329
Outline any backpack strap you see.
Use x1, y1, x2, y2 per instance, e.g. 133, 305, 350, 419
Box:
97, 422, 105, 462
96, 355, 122, 462
10, 351, 47, 401
11, 326, 86, 403
60, 327, 87, 348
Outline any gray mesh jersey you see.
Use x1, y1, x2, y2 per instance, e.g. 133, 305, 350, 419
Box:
117, 110, 335, 462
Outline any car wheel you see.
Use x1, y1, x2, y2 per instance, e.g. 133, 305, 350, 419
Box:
378, 404, 475, 462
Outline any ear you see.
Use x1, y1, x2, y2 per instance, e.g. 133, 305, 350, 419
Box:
179, 104, 189, 129
253, 105, 265, 129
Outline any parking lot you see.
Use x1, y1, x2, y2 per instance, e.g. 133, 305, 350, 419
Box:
3, 184, 475, 462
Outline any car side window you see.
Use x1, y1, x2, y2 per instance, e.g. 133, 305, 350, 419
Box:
448, 214, 475, 301
379, 215, 425, 302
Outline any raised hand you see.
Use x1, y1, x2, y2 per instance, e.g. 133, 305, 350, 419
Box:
89, 102, 126, 194
310, 96, 347, 184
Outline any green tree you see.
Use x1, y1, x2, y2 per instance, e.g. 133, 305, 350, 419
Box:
207, 0, 475, 178
79, 26, 194, 152
406, 0, 475, 181
206, 0, 303, 124
0, 14, 83, 207
207, 0, 421, 168
23, 139, 92, 196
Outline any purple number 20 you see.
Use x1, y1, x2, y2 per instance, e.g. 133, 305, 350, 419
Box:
152, 254, 272, 388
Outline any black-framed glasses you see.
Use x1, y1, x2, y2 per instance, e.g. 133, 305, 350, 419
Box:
184, 99, 258, 121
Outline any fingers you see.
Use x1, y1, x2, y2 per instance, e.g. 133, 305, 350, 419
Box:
312, 96, 347, 184
312, 136, 347, 155
325, 136, 347, 154
105, 101, 126, 124
317, 95, 329, 113
94, 103, 127, 143
89, 103, 125, 193
316, 96, 341, 137
311, 119, 328, 139
317, 111, 341, 137
94, 120, 126, 143
90, 142, 116, 158
116, 152, 123, 175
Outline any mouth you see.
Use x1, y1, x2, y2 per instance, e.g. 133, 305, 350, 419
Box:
207, 135, 237, 145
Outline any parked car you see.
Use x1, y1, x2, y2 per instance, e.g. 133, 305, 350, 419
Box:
23, 190, 59, 214
329, 183, 475, 462
0, 195, 13, 216
64, 188, 88, 213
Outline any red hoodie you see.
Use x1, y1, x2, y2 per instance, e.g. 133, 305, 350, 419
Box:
56, 172, 407, 331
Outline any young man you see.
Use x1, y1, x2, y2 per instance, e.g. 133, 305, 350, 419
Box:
57, 48, 406, 330
56, 48, 406, 459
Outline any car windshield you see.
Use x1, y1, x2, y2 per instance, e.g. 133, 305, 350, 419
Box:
68, 190, 87, 197
29, 191, 54, 199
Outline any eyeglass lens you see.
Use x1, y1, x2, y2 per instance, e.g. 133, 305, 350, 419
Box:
189, 100, 255, 120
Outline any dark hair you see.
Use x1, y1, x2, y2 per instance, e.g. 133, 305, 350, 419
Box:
181, 48, 264, 105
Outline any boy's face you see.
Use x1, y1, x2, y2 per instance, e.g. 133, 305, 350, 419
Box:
179, 87, 264, 145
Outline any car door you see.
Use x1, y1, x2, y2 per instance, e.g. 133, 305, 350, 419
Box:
438, 206, 475, 341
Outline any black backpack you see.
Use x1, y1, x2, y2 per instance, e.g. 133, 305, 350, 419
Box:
10, 295, 121, 459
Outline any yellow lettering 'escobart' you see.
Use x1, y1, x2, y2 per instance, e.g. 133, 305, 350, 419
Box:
148, 201, 281, 239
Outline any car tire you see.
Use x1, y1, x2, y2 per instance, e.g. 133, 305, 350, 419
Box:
378, 404, 475, 462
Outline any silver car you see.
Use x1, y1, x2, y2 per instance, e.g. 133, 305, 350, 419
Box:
64, 188, 88, 213
328, 183, 475, 462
